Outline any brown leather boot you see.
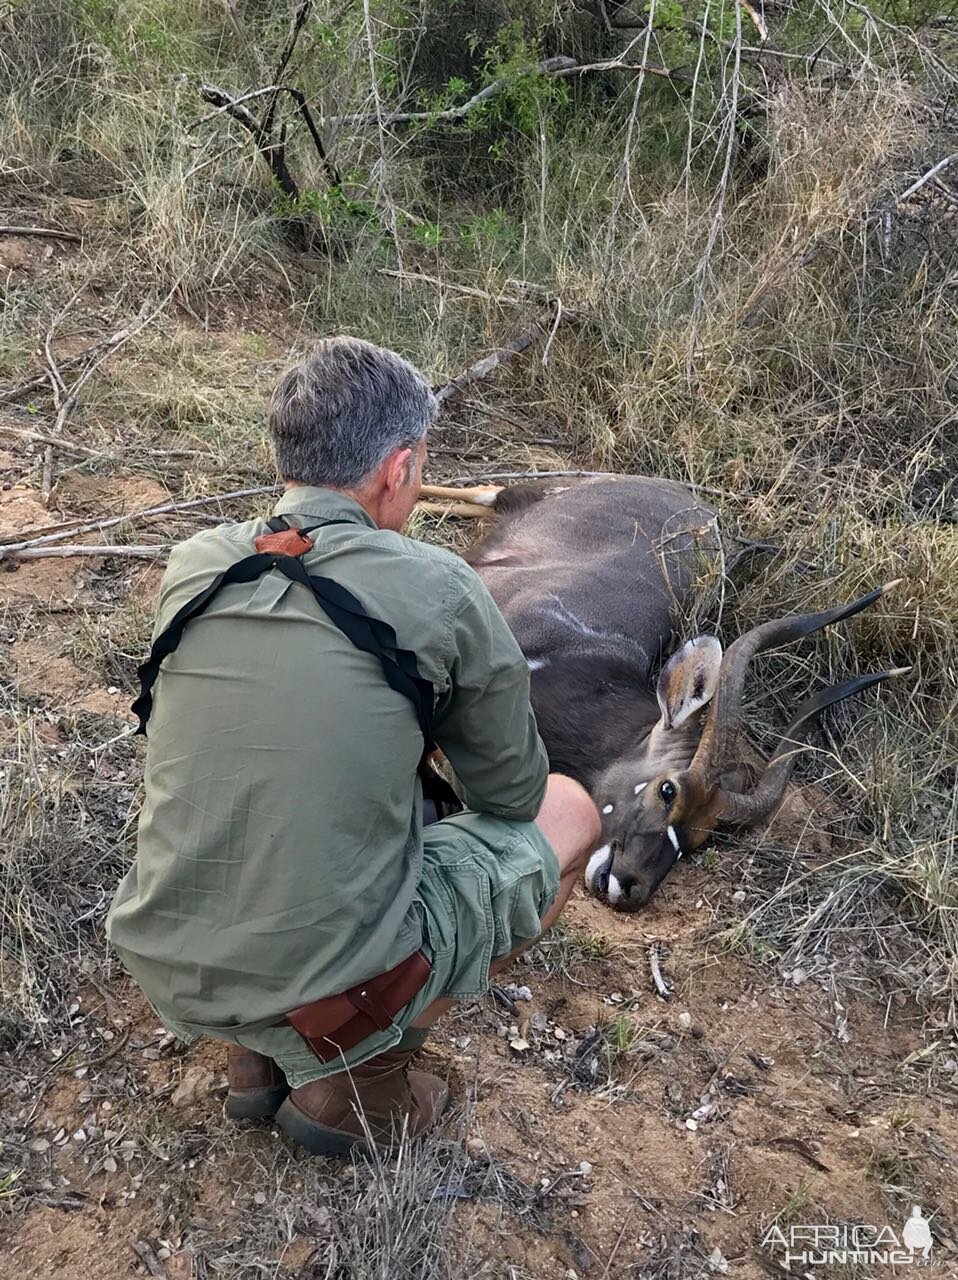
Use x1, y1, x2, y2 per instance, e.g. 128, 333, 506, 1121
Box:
275, 1046, 449, 1156
225, 1046, 290, 1121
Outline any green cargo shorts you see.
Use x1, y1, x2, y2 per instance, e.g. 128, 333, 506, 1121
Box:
231, 812, 559, 1088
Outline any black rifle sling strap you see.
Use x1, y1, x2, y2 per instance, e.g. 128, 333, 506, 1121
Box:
131, 516, 461, 813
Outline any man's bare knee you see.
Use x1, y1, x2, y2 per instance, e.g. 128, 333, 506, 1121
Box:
534, 773, 600, 874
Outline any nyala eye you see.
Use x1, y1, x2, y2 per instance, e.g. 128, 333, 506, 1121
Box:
659, 780, 677, 805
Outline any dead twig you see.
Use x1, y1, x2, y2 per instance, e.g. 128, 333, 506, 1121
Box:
0, 331, 138, 405
648, 943, 672, 999
132, 1240, 170, 1280
324, 54, 685, 129
435, 327, 547, 405
39, 297, 168, 506
379, 268, 532, 306
199, 83, 301, 198
895, 151, 958, 204
263, 0, 311, 138
0, 224, 82, 242
62, 1025, 132, 1074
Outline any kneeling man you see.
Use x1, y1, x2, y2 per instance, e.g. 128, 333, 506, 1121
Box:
108, 336, 599, 1155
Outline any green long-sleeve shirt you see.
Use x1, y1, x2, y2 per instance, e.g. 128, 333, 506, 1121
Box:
107, 486, 548, 1037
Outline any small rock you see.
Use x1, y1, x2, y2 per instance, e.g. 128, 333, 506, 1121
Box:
691, 1104, 720, 1124
73, 1128, 86, 1143
509, 1037, 530, 1053
677, 1011, 692, 1029
685, 1118, 698, 1131
790, 967, 808, 986
28, 1138, 51, 1154
253, 1191, 267, 1205
707, 1246, 729, 1274
467, 1137, 492, 1161
553, 1028, 567, 1041
171, 1065, 215, 1107
102, 1156, 118, 1174
578, 1160, 593, 1176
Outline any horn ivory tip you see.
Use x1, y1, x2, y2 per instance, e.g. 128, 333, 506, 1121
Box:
879, 578, 904, 594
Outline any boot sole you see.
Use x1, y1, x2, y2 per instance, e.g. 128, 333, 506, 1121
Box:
275, 1086, 450, 1157
224, 1084, 290, 1122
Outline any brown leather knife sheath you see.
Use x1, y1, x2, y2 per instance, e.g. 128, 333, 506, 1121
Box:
280, 950, 432, 1064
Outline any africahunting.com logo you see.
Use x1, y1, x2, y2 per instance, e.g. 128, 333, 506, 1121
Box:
762, 1206, 936, 1268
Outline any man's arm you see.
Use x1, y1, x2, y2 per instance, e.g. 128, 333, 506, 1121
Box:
432, 564, 548, 821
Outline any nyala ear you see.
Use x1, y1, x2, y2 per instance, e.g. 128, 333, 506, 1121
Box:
656, 635, 723, 729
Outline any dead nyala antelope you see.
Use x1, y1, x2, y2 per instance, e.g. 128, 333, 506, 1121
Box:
420, 476, 905, 911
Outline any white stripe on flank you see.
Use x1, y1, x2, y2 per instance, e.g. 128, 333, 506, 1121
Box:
527, 657, 550, 671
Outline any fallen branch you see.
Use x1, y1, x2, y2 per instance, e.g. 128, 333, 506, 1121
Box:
0, 418, 212, 468
434, 328, 546, 405
0, 424, 103, 457
8, 543, 171, 561
0, 224, 82, 243
0, 485, 280, 558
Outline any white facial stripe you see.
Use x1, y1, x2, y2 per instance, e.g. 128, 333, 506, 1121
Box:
608, 873, 623, 906
602, 803, 614, 815
634, 782, 648, 795
527, 657, 549, 671
667, 825, 682, 858
585, 845, 612, 892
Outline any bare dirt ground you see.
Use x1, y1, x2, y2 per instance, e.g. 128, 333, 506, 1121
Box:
2, 439, 956, 1279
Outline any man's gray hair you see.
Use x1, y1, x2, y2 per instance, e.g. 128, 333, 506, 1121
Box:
268, 336, 438, 489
